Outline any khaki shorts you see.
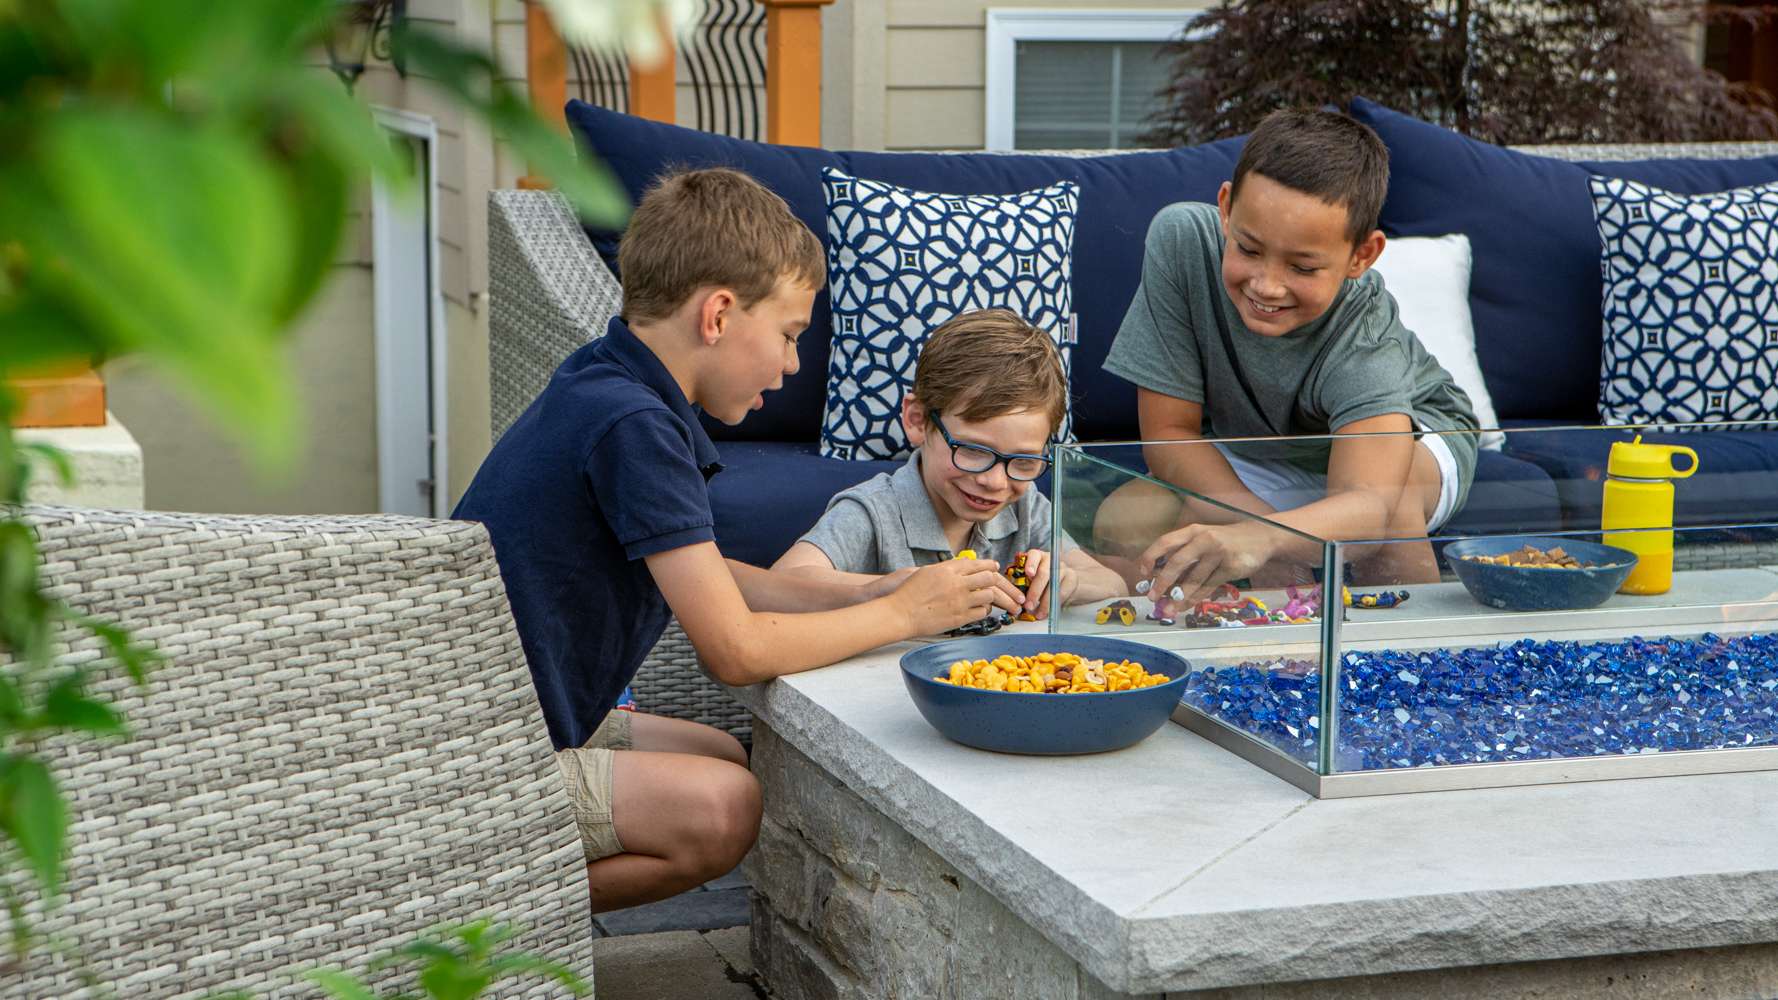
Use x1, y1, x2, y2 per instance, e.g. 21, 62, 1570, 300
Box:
555, 710, 634, 863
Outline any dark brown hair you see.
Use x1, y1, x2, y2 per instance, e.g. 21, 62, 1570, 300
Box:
1230, 108, 1389, 242
618, 167, 825, 324
912, 310, 1068, 433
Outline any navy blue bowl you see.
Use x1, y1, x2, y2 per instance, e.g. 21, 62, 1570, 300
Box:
1443, 536, 1639, 612
899, 633, 1191, 755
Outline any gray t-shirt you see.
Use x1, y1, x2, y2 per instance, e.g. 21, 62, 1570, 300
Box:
1103, 202, 1479, 510
798, 453, 1053, 573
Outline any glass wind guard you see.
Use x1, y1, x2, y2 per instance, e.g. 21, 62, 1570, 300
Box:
1054, 422, 1778, 785
1050, 442, 1334, 772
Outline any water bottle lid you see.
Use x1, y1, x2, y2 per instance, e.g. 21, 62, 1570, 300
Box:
1607, 434, 1699, 480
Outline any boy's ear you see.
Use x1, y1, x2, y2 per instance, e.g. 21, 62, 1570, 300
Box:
1346, 229, 1386, 278
901, 396, 929, 447
696, 288, 739, 346
1215, 180, 1234, 233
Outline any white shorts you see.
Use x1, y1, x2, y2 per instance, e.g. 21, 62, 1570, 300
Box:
1215, 432, 1461, 534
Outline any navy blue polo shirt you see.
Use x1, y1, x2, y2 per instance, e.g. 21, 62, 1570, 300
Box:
454, 317, 722, 750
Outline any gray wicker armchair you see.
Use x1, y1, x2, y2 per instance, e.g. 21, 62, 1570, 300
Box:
9, 507, 590, 999
489, 190, 752, 742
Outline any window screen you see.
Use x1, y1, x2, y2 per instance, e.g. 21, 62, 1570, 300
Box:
1011, 40, 1171, 150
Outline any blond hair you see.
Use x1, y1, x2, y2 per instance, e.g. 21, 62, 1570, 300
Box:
618, 167, 825, 324
912, 310, 1068, 432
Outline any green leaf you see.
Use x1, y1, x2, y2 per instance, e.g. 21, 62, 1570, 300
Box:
9, 109, 303, 469
392, 27, 628, 226
6, 757, 66, 897
489, 953, 589, 994
305, 969, 378, 1000
43, 672, 127, 737
18, 443, 74, 490
418, 961, 491, 1000
70, 613, 159, 686
0, 672, 25, 727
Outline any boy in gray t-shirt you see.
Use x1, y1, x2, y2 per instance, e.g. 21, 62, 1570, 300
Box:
1100, 108, 1480, 598
776, 310, 1125, 619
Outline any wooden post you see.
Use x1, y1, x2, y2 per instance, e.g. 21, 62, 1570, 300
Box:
520, 0, 568, 189
7, 363, 106, 429
628, 14, 677, 124
762, 0, 834, 147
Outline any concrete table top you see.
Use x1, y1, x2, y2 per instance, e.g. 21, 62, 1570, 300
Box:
733, 624, 1778, 994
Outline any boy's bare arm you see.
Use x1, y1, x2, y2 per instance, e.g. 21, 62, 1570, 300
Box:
1137, 388, 1276, 522
727, 555, 909, 612
647, 541, 1007, 685
1141, 413, 1420, 598
768, 541, 887, 588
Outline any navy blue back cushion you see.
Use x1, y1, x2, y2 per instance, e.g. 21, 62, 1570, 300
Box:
566, 101, 1246, 443
1348, 98, 1778, 422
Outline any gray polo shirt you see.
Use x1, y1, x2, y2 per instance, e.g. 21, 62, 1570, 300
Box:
797, 453, 1054, 573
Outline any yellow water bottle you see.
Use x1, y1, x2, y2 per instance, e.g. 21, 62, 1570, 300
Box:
1601, 435, 1698, 595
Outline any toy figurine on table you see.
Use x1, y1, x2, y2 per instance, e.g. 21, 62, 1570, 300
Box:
1343, 586, 1410, 609
1004, 552, 1039, 622
1095, 599, 1137, 626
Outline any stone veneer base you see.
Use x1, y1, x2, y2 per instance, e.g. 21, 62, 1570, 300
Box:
748, 724, 1778, 1000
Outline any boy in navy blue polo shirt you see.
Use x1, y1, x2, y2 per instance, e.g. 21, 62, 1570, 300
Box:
455, 168, 1018, 913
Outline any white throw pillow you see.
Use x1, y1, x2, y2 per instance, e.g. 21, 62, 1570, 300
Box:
1369, 233, 1505, 451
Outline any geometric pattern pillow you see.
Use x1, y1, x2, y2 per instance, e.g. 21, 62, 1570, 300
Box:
819, 167, 1078, 460
1592, 175, 1778, 427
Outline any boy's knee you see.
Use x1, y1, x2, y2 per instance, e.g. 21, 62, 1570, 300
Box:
1093, 480, 1183, 559
694, 766, 762, 873
710, 730, 748, 769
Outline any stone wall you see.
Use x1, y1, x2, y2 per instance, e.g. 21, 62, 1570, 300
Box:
746, 724, 1148, 1000
747, 720, 1778, 1000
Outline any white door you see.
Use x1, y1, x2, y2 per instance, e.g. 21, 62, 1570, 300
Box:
371, 109, 446, 516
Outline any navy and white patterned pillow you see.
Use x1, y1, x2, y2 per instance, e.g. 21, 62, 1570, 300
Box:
820, 168, 1078, 460
1592, 175, 1778, 427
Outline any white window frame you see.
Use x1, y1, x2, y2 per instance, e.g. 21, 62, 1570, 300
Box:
983, 8, 1199, 152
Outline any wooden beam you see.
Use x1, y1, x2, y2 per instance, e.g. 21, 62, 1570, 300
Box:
763, 0, 834, 147
628, 18, 677, 124
522, 1, 569, 188
7, 365, 105, 429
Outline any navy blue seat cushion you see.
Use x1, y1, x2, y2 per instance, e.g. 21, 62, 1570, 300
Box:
566, 101, 1245, 444
1502, 424, 1778, 529
1348, 98, 1778, 423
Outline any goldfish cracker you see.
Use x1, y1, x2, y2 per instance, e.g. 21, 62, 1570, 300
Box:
932, 651, 1170, 694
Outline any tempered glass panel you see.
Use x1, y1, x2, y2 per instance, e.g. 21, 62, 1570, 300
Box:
1049, 445, 1333, 771
1057, 421, 1778, 779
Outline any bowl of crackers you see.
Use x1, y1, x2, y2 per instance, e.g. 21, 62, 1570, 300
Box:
899, 633, 1191, 755
1443, 536, 1639, 612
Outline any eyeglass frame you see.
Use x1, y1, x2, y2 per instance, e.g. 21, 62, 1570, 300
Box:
926, 412, 1052, 482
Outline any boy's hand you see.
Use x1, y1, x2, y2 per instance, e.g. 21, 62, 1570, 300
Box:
889, 559, 1018, 634
1139, 522, 1275, 603
1016, 548, 1077, 620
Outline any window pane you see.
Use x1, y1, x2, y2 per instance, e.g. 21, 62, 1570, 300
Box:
1013, 40, 1173, 150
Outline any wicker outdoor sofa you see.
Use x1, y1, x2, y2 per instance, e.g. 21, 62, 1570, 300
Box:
9, 507, 591, 999
488, 138, 1778, 741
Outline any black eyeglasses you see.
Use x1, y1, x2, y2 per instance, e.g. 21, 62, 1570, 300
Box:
928, 413, 1051, 482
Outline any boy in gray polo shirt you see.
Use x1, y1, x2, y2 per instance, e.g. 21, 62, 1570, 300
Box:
775, 310, 1125, 619
1099, 108, 1480, 600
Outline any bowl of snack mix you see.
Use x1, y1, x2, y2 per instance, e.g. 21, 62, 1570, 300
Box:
1443, 536, 1638, 612
899, 633, 1191, 755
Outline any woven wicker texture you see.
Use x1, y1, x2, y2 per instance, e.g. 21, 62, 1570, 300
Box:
489, 189, 624, 444
488, 191, 752, 741
7, 506, 589, 999
485, 141, 1778, 738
